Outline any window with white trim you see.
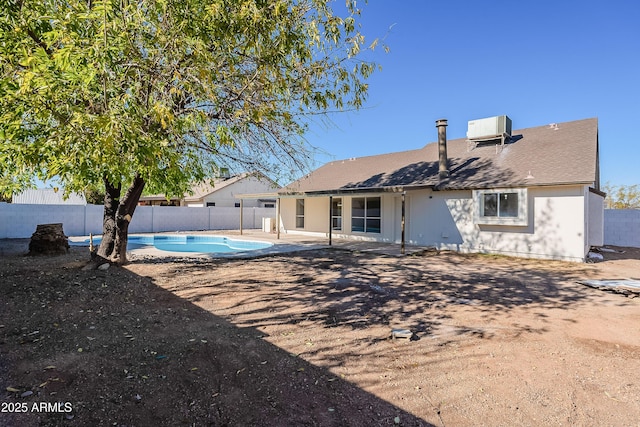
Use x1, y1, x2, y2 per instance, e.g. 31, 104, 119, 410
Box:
474, 189, 528, 226
331, 198, 342, 231
351, 197, 381, 233
295, 199, 305, 228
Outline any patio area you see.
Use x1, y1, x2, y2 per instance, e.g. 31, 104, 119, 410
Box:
212, 229, 436, 257
62, 229, 436, 260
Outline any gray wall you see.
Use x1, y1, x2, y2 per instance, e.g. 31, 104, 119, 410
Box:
604, 209, 640, 248
0, 203, 274, 238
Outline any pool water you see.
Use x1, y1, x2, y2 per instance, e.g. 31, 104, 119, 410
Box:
76, 235, 273, 254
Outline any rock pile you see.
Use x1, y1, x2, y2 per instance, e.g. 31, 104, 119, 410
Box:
28, 223, 70, 255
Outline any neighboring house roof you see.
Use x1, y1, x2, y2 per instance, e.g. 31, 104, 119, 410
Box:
12, 189, 87, 205
140, 172, 277, 202
281, 118, 599, 195
183, 173, 251, 202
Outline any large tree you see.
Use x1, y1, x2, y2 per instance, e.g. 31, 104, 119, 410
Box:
0, 0, 379, 263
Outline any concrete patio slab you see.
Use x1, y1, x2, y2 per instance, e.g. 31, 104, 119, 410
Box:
66, 229, 435, 259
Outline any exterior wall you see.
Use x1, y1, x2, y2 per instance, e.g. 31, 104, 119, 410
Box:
279, 185, 592, 261
604, 209, 640, 248
304, 197, 330, 232
198, 176, 276, 207
278, 198, 296, 232
406, 186, 588, 261
0, 203, 273, 238
405, 188, 467, 247
279, 194, 398, 242
279, 197, 330, 236
586, 190, 605, 248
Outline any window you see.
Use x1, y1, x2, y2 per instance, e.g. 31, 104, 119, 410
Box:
474, 189, 527, 225
206, 202, 216, 207
234, 202, 241, 208
295, 199, 305, 228
264, 203, 275, 208
331, 198, 342, 231
351, 197, 381, 233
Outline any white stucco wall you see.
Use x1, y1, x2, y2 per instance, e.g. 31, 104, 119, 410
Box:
279, 197, 335, 236
279, 185, 591, 261
586, 190, 604, 248
405, 186, 588, 261
197, 176, 276, 207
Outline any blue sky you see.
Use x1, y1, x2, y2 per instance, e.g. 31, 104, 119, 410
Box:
307, 0, 640, 186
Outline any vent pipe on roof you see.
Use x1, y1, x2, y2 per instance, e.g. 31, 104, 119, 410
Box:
436, 119, 449, 181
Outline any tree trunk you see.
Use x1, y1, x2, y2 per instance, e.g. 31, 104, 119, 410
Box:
96, 178, 121, 260
97, 176, 145, 264
112, 176, 145, 264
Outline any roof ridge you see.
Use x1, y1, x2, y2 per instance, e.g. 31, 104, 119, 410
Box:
328, 146, 428, 164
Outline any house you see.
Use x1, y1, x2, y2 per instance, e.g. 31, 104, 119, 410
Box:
273, 116, 604, 262
139, 172, 278, 208
12, 188, 87, 205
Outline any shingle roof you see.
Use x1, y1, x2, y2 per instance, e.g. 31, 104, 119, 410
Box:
140, 172, 274, 202
183, 173, 248, 202
281, 118, 599, 194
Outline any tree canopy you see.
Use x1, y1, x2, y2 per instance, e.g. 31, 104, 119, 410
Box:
0, 0, 380, 262
603, 183, 640, 209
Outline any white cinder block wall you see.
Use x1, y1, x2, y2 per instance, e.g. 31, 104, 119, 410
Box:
0, 203, 274, 238
604, 209, 640, 248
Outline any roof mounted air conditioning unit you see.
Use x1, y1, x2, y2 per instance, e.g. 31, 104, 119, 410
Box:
467, 115, 512, 146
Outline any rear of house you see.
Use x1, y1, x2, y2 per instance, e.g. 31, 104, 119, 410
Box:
276, 117, 604, 262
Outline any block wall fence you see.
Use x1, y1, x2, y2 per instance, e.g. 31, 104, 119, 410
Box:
603, 209, 640, 248
0, 203, 274, 238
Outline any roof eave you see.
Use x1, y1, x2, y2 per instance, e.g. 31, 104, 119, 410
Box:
276, 183, 438, 197
276, 180, 598, 197
437, 180, 598, 191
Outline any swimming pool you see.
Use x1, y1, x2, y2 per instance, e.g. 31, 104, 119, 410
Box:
74, 234, 273, 254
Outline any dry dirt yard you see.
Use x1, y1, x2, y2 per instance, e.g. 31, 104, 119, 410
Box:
1, 240, 639, 427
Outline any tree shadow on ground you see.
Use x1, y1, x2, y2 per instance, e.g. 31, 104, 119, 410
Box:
0, 248, 432, 427
162, 248, 624, 372
171, 248, 600, 318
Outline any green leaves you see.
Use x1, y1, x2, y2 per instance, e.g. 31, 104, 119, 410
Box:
0, 0, 380, 199
603, 183, 640, 209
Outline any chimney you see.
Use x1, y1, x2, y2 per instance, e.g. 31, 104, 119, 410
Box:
436, 119, 448, 180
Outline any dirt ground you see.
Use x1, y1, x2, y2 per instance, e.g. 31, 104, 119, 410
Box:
1, 240, 639, 427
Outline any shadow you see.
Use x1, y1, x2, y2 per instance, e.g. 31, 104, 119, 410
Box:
508, 134, 524, 144
343, 162, 440, 189
154, 247, 625, 371
0, 248, 433, 427
339, 156, 527, 193
594, 245, 640, 262
429, 180, 592, 262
